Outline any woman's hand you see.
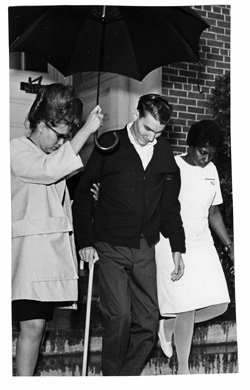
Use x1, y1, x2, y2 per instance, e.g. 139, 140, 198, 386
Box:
90, 182, 100, 201
70, 106, 103, 155
83, 105, 104, 135
171, 252, 185, 281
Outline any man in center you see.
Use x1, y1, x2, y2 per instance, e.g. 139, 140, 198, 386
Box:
72, 94, 186, 376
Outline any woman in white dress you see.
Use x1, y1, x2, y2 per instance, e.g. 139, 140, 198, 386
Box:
156, 119, 234, 374
11, 83, 103, 375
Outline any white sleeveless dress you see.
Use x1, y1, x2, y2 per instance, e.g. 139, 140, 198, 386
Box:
156, 155, 230, 315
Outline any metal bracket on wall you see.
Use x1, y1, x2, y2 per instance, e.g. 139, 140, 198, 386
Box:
20, 76, 44, 94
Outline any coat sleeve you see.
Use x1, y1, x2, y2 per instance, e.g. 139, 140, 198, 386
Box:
10, 139, 83, 185
72, 145, 104, 250
160, 166, 186, 253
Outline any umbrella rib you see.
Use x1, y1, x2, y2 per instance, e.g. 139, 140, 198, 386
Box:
66, 15, 100, 76
10, 11, 50, 51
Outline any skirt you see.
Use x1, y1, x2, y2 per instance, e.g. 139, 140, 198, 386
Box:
12, 300, 76, 322
155, 235, 230, 316
12, 299, 56, 321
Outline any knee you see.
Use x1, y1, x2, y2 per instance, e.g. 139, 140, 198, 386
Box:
214, 302, 228, 317
20, 319, 46, 341
220, 302, 229, 315
112, 307, 132, 325
100, 301, 131, 324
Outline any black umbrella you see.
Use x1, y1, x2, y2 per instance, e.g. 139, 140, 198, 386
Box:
9, 5, 209, 150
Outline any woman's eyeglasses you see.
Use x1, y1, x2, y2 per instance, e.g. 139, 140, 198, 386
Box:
45, 123, 72, 141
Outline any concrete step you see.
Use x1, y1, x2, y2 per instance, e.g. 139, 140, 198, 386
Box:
12, 342, 237, 376
12, 320, 238, 376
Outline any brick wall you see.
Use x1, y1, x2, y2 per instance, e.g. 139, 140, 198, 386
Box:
162, 5, 230, 154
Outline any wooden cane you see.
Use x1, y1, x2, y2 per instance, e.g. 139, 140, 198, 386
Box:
82, 258, 97, 376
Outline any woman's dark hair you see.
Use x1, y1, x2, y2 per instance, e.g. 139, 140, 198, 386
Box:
27, 83, 83, 133
187, 120, 224, 148
137, 94, 173, 124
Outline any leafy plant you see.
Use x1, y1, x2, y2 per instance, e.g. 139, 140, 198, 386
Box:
209, 72, 235, 316
209, 72, 233, 230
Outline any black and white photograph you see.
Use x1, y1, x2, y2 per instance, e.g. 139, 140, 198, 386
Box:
1, 0, 249, 387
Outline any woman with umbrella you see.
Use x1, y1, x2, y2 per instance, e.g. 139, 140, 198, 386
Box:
11, 83, 103, 375
156, 119, 234, 374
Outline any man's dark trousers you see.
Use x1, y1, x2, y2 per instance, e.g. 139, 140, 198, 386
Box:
95, 238, 159, 376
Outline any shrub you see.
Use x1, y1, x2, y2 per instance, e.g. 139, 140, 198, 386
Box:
209, 72, 235, 316
209, 72, 233, 230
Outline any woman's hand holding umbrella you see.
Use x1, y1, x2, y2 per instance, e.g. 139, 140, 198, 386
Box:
70, 105, 103, 155
83, 105, 104, 135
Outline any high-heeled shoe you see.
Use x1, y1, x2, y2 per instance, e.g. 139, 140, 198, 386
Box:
158, 319, 173, 358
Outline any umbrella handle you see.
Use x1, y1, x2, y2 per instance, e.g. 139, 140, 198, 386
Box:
82, 263, 95, 376
94, 131, 119, 151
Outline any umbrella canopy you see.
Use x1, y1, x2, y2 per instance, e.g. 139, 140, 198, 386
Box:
9, 5, 209, 81
9, 5, 209, 151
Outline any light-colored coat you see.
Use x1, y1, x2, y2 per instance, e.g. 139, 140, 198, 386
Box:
11, 137, 83, 302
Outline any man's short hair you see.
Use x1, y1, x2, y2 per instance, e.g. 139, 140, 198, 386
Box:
137, 94, 173, 124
